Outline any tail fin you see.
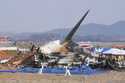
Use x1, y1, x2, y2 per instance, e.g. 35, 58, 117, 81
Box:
62, 10, 90, 43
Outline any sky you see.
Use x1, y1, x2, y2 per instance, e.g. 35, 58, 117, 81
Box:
0, 0, 125, 33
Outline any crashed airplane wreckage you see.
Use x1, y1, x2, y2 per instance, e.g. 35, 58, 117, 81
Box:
38, 10, 90, 66
1, 10, 125, 71
35, 10, 125, 71
0, 10, 90, 70
34, 10, 125, 71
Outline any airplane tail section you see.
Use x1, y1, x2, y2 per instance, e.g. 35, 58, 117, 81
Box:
62, 10, 90, 43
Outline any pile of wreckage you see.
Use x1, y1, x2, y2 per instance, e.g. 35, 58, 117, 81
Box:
0, 10, 125, 72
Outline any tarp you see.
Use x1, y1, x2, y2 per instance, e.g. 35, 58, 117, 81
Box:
91, 48, 110, 53
0, 70, 17, 73
0, 65, 108, 75
103, 48, 125, 55
17, 66, 107, 75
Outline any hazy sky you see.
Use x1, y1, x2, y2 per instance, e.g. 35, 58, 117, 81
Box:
0, 0, 125, 33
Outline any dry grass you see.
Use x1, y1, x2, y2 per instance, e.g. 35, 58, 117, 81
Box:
0, 71, 125, 83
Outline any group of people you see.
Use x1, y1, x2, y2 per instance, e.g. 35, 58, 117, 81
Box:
38, 63, 71, 76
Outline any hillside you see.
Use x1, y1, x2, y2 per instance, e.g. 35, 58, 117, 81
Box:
8, 21, 125, 42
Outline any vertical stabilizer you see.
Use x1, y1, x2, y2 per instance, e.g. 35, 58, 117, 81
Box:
62, 10, 90, 43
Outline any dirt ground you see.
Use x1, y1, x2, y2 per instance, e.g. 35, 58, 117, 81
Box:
0, 71, 125, 83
